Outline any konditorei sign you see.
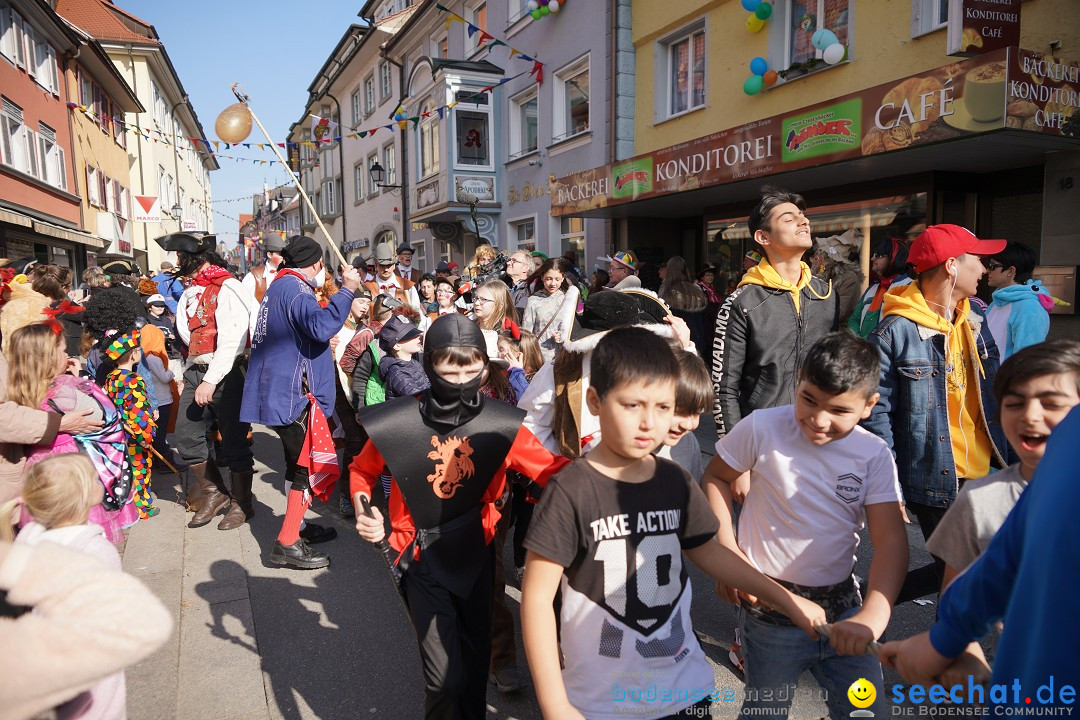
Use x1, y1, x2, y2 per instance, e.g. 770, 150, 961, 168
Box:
550, 48, 1079, 217
947, 0, 1021, 57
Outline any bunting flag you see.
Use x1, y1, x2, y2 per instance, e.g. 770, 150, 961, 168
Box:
433, 2, 544, 83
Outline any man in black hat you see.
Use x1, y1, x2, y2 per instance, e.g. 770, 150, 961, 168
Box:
241, 231, 286, 305
156, 232, 256, 531
395, 241, 420, 284
241, 235, 362, 569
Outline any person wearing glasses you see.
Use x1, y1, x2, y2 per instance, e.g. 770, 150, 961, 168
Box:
849, 233, 913, 339
598, 250, 638, 289
985, 242, 1052, 359
502, 251, 532, 315
471, 280, 518, 332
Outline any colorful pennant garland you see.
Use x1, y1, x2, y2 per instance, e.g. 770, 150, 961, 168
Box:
436, 3, 544, 85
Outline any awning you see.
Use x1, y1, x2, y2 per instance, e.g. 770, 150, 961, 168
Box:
0, 208, 33, 228
32, 220, 105, 248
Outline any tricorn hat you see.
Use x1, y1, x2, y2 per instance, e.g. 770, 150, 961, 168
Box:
96, 255, 139, 276
155, 232, 216, 254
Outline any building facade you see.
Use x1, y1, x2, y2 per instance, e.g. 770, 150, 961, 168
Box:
0, 0, 98, 271
552, 0, 1080, 329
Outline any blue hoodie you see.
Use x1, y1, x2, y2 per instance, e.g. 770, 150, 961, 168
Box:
929, 406, 1080, 704
986, 280, 1050, 359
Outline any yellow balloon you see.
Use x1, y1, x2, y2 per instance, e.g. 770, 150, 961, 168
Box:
215, 103, 252, 144
746, 14, 765, 32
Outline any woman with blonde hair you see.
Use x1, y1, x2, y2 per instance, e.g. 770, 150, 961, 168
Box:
471, 279, 518, 331
7, 323, 136, 540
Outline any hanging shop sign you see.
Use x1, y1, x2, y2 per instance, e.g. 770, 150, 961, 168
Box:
133, 196, 161, 222
947, 0, 1021, 57
551, 47, 1080, 217
455, 175, 496, 202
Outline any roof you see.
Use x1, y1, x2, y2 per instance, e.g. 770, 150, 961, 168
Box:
55, 0, 158, 45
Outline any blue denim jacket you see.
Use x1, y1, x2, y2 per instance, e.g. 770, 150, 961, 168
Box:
862, 309, 1008, 508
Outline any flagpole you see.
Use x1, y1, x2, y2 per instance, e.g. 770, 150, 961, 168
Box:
229, 84, 348, 267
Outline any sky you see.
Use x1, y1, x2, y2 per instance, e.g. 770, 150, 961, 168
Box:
113, 0, 369, 249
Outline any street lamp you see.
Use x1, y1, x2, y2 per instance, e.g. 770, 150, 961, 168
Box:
369, 159, 402, 189
457, 191, 483, 242
171, 202, 183, 230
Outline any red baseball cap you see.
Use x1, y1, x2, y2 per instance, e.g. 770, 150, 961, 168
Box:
907, 224, 1007, 273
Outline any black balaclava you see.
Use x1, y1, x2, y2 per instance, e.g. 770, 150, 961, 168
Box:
420, 314, 487, 429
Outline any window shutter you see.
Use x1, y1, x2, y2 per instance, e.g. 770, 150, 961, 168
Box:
26, 130, 38, 178
56, 145, 66, 191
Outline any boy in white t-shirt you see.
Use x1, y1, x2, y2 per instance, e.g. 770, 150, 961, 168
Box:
702, 331, 907, 719
522, 327, 826, 720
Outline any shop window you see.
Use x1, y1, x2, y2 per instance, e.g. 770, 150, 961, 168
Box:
364, 75, 376, 115
465, 0, 488, 55
509, 87, 538, 159
354, 163, 365, 202
662, 23, 706, 118
769, 0, 852, 79
419, 100, 440, 178
553, 56, 589, 143
911, 0, 948, 37
455, 102, 491, 170
512, 219, 536, 251
559, 217, 584, 258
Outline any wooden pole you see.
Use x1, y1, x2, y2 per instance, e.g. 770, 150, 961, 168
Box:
230, 84, 348, 267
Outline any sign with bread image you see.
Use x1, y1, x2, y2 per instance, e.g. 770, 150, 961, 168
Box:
946, 0, 1020, 57
549, 48, 1080, 217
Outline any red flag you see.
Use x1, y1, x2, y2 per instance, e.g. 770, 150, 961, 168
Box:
530, 60, 544, 86
297, 393, 340, 502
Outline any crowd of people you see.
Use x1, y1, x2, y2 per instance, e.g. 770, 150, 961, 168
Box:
1, 183, 1074, 720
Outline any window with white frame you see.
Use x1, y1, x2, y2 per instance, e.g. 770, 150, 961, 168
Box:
157, 165, 168, 209
383, 144, 396, 189
439, 241, 452, 264
911, 0, 948, 37
105, 177, 117, 214
508, 0, 530, 25
559, 216, 584, 258
771, 0, 851, 72
364, 75, 376, 114
418, 100, 440, 178
663, 23, 706, 117
0, 97, 36, 178
465, 0, 488, 55
379, 62, 393, 101
509, 86, 538, 159
454, 98, 491, 169
553, 56, 589, 142
431, 31, 448, 59
0, 6, 27, 69
30, 28, 58, 94
511, 218, 535, 251
86, 166, 101, 206
351, 89, 362, 126
78, 69, 93, 107
367, 154, 379, 197
37, 122, 65, 191
322, 179, 336, 216
354, 163, 365, 202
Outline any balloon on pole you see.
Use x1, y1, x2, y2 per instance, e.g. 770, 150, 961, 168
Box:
215, 103, 252, 144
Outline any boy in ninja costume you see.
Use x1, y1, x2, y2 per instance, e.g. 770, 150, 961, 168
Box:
353, 313, 567, 720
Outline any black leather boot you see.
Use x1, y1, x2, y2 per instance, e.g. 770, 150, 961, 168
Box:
268, 539, 330, 569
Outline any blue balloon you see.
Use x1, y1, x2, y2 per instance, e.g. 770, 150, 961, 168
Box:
749, 57, 768, 76
741, 0, 760, 11
811, 28, 838, 51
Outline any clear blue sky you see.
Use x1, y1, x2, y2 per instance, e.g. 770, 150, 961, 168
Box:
114, 1, 367, 248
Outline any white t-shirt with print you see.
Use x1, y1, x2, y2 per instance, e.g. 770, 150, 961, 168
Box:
716, 405, 902, 587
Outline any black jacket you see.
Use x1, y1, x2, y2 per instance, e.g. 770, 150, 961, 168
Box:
711, 276, 839, 438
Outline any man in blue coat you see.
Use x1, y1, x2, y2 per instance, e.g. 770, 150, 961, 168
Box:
241, 235, 362, 569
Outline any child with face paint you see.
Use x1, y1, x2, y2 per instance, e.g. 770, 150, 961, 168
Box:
352, 314, 567, 720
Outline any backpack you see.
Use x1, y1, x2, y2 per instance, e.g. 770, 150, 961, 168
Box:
351, 341, 386, 410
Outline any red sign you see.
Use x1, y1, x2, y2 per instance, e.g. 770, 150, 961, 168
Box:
947, 0, 1021, 57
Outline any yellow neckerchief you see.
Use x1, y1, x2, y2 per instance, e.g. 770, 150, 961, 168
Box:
737, 258, 830, 313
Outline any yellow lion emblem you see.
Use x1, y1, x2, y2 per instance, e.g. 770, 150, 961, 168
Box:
426, 435, 475, 499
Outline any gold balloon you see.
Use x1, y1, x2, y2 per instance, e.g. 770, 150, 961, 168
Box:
215, 103, 252, 144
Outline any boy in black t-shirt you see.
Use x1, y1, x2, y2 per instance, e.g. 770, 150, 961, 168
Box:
522, 327, 826, 720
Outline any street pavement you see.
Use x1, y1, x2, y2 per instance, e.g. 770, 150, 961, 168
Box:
122, 419, 944, 720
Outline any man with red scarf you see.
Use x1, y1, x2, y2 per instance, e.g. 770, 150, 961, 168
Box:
241, 235, 362, 569
157, 232, 255, 531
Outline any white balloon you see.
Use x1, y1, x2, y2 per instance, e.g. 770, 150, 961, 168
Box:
527, 0, 538, 9
549, 0, 560, 11
822, 43, 845, 65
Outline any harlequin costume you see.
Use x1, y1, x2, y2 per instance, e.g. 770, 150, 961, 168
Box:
350, 314, 567, 720
104, 329, 157, 519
